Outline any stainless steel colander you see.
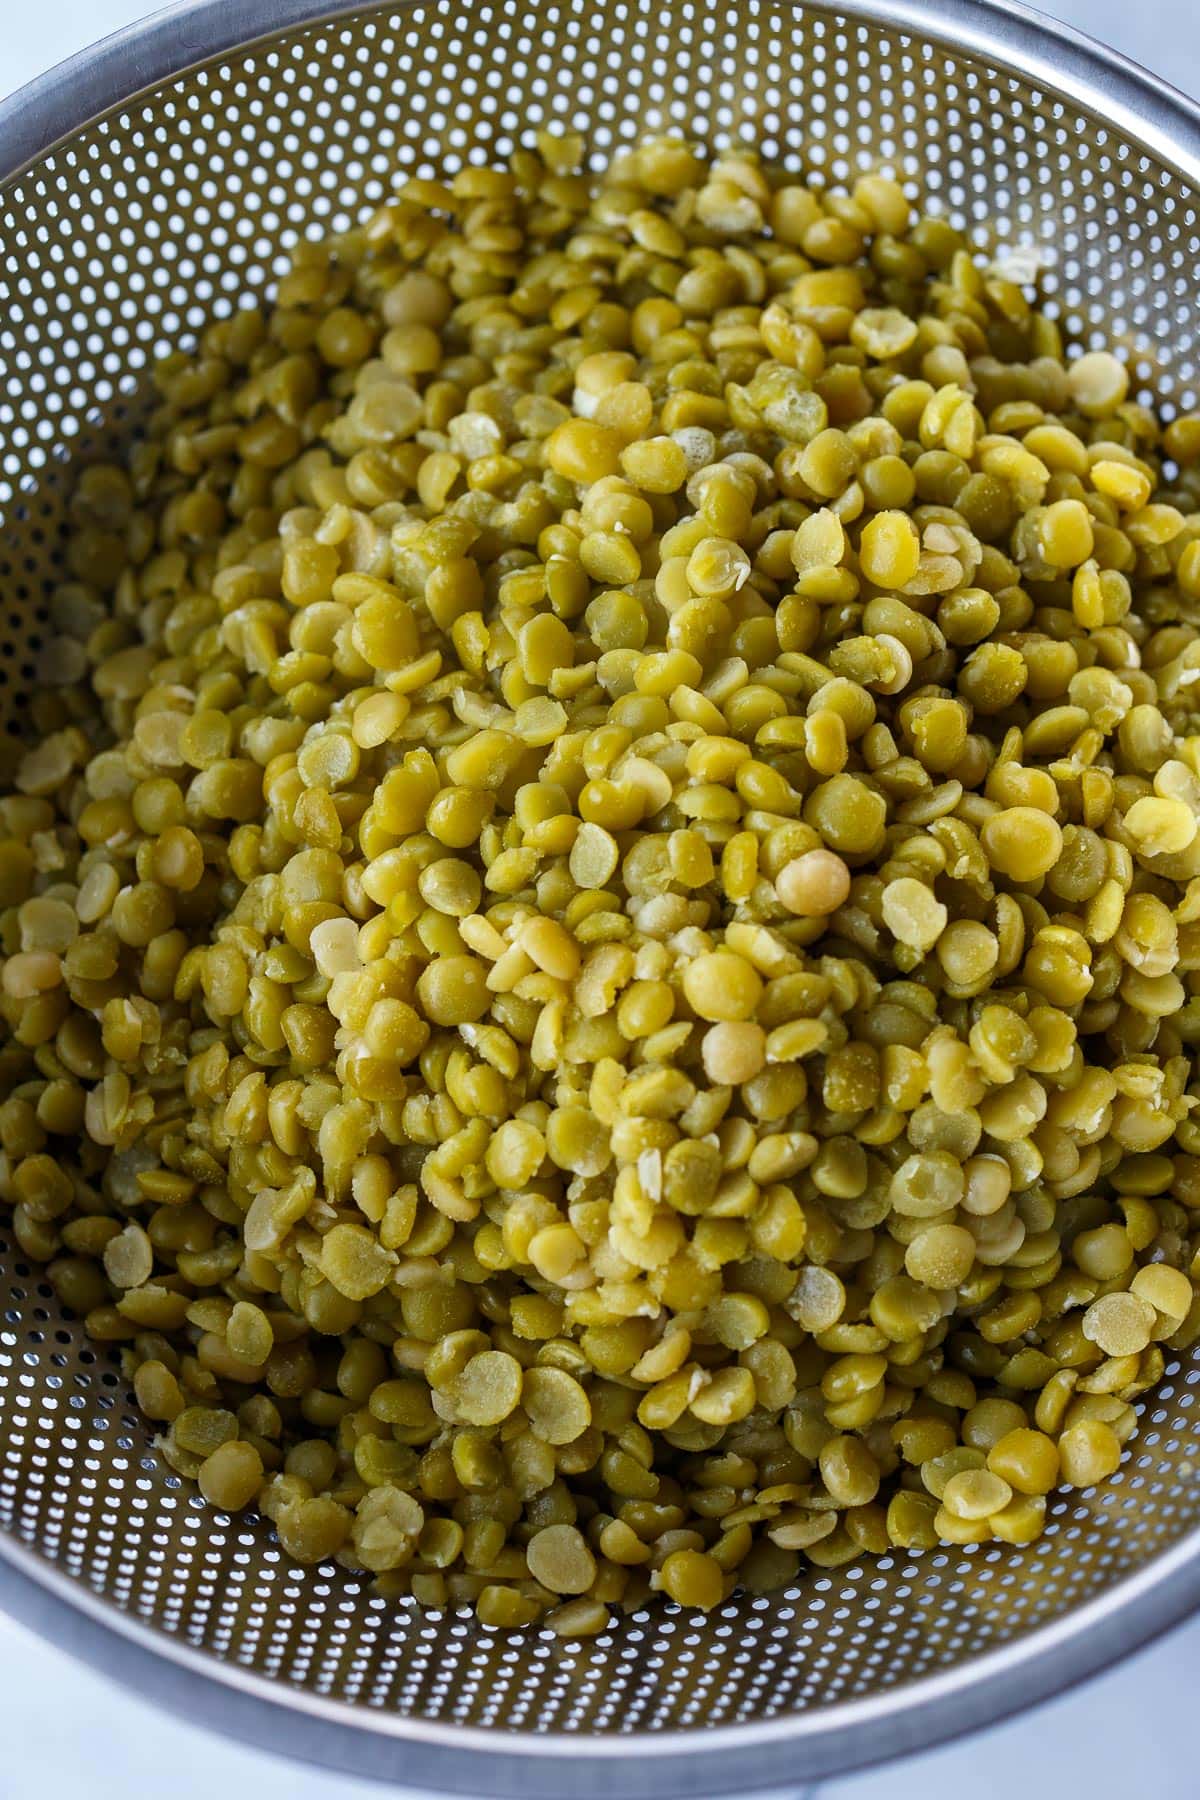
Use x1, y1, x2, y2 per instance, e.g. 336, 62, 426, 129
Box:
2, 0, 1200, 1791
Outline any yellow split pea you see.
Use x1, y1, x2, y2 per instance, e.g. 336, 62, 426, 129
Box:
2, 125, 1198, 1644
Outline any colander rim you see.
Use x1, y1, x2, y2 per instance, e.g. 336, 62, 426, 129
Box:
3, 1506, 1200, 1790
1, 0, 1200, 1788
3, 0, 1200, 188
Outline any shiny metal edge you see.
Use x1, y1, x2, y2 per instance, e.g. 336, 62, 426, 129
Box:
1, 0, 1200, 1784
1, 0, 1200, 190
2, 1518, 1199, 1788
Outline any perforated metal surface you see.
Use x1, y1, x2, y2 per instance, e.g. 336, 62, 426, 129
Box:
2, 1, 1200, 1792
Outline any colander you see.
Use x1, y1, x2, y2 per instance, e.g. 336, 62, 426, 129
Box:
2, 0, 1200, 1791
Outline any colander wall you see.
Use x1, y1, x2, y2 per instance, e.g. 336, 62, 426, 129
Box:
2, 1, 1200, 1792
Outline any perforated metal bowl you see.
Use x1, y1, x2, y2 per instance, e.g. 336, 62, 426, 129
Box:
2, 0, 1200, 1791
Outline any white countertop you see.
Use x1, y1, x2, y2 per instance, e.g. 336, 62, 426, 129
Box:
3, 3, 1199, 1795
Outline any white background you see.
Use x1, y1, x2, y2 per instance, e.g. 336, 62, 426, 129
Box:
1, 3, 1198, 1797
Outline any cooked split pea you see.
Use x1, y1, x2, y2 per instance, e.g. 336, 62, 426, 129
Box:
103, 1224, 153, 1289
805, 776, 887, 856
702, 1020, 767, 1085
415, 955, 490, 1025
1068, 351, 1128, 417
523, 1366, 592, 1444
1124, 795, 1197, 857
319, 1224, 396, 1300
198, 1440, 265, 1511
937, 921, 998, 987
1081, 1292, 1156, 1357
1058, 1421, 1122, 1487
882, 878, 948, 953
526, 1523, 596, 1594
859, 510, 920, 587
658, 1548, 724, 1610
1131, 1264, 1192, 1321
941, 1469, 1012, 1520
682, 951, 763, 1022
980, 808, 1063, 881
776, 849, 851, 916
452, 1351, 523, 1426
3, 126, 1197, 1641
986, 1429, 1060, 1496
905, 1225, 975, 1290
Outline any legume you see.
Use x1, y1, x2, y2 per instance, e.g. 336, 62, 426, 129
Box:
3, 129, 1197, 1637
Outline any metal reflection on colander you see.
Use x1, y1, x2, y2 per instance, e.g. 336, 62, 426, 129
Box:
2, 3, 1200, 1794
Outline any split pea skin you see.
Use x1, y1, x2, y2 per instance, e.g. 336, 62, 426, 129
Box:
4, 127, 1200, 1636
